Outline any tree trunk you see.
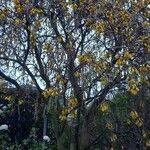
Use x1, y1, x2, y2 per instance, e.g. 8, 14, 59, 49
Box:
57, 137, 65, 150
80, 112, 96, 150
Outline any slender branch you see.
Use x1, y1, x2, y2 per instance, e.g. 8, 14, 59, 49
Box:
0, 69, 20, 89
0, 57, 42, 92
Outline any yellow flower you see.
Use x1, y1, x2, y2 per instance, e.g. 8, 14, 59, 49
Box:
88, 6, 96, 14
80, 0, 86, 4
95, 21, 105, 33
135, 118, 143, 127
5, 96, 12, 101
130, 111, 138, 120
74, 71, 80, 78
78, 53, 94, 64
19, 100, 23, 105
68, 97, 78, 108
127, 120, 131, 124
15, 4, 25, 14
42, 87, 59, 98
0, 9, 8, 20
59, 115, 67, 121
43, 43, 53, 52
14, 0, 20, 5
124, 51, 133, 60
56, 74, 66, 85
30, 7, 43, 16
143, 131, 148, 138
100, 101, 109, 112
70, 110, 77, 119
15, 18, 25, 25
139, 64, 150, 74
146, 140, 150, 147
128, 85, 140, 95
59, 108, 69, 121
129, 66, 138, 74
111, 134, 117, 143
93, 61, 107, 72
100, 77, 108, 86
116, 57, 126, 66
106, 122, 113, 129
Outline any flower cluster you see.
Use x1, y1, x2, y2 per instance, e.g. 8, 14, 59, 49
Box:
99, 101, 109, 112
42, 87, 59, 98
56, 74, 66, 85
78, 53, 94, 64
116, 51, 133, 66
59, 97, 78, 121
0, 8, 8, 20
127, 79, 140, 95
95, 21, 105, 33
59, 108, 69, 121
30, 7, 43, 16
130, 110, 143, 127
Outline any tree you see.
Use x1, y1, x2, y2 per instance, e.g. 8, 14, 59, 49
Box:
0, 0, 150, 149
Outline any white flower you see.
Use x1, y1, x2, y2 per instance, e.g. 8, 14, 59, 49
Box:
0, 124, 8, 130
2, 106, 7, 110
0, 109, 3, 114
43, 135, 50, 142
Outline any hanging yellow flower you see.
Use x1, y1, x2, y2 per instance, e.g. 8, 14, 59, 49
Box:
56, 74, 66, 85
100, 101, 109, 112
68, 97, 78, 108
130, 110, 139, 120
78, 53, 94, 64
5, 96, 12, 101
95, 21, 105, 33
111, 134, 117, 143
59, 108, 69, 121
30, 7, 43, 16
106, 122, 113, 129
135, 118, 143, 127
15, 4, 25, 14
128, 84, 140, 95
42, 87, 59, 98
124, 51, 133, 60
146, 140, 150, 147
116, 57, 126, 66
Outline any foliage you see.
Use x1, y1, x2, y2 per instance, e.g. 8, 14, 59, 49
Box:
0, 0, 150, 149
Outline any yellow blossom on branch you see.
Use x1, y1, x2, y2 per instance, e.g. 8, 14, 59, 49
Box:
5, 96, 12, 101
95, 21, 105, 33
15, 4, 25, 14
59, 108, 69, 121
116, 57, 126, 66
111, 134, 117, 143
146, 140, 150, 147
42, 87, 59, 98
56, 75, 66, 85
68, 97, 78, 108
78, 53, 94, 64
106, 122, 113, 130
130, 110, 138, 120
30, 7, 43, 16
124, 51, 133, 60
128, 84, 140, 95
100, 77, 109, 86
135, 117, 143, 127
70, 110, 77, 119
128, 66, 138, 74
0, 9, 8, 20
99, 101, 109, 112
74, 71, 80, 78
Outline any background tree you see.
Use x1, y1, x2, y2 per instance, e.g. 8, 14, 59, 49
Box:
0, 0, 150, 149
